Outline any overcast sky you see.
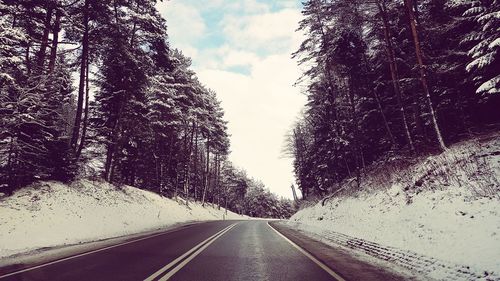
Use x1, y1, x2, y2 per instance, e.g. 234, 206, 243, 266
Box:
156, 0, 306, 199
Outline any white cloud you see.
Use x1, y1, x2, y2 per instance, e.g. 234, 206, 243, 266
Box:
161, 0, 269, 15
196, 52, 305, 199
227, 0, 270, 14
276, 1, 301, 9
157, 0, 306, 198
177, 45, 199, 61
156, 2, 206, 46
222, 50, 260, 68
221, 8, 302, 53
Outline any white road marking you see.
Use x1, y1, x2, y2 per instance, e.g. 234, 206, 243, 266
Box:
267, 222, 346, 281
144, 223, 237, 281
0, 224, 198, 279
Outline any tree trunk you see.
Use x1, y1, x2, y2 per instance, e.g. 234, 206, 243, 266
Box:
76, 57, 89, 159
160, 161, 165, 195
347, 74, 363, 188
130, 22, 137, 47
25, 43, 31, 75
291, 184, 298, 202
193, 130, 199, 201
376, 0, 415, 151
181, 123, 189, 196
346, 77, 362, 174
404, 0, 447, 151
344, 157, 352, 177
104, 145, 114, 181
224, 189, 228, 216
6, 136, 15, 195
35, 3, 53, 73
183, 122, 196, 203
109, 156, 117, 183
71, 0, 89, 149
201, 136, 210, 206
104, 98, 125, 182
113, 0, 121, 32
215, 154, 221, 209
154, 140, 161, 194
48, 7, 61, 73
373, 89, 396, 146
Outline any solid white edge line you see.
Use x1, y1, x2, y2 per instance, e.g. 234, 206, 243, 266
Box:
0, 223, 197, 279
144, 223, 237, 281
157, 223, 237, 281
267, 222, 346, 281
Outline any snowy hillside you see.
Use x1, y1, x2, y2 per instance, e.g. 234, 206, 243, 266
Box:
288, 134, 500, 279
0, 180, 246, 259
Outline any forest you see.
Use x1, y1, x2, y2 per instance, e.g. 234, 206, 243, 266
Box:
286, 0, 499, 199
0, 0, 294, 219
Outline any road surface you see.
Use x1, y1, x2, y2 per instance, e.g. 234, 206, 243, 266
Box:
0, 221, 342, 281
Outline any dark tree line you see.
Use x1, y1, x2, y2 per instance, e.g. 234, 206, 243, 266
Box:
286, 0, 500, 199
0, 0, 293, 218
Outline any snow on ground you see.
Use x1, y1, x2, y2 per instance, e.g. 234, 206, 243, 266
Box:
0, 180, 246, 258
288, 134, 500, 278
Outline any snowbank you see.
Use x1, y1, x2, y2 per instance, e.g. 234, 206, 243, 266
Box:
0, 180, 246, 258
288, 135, 500, 279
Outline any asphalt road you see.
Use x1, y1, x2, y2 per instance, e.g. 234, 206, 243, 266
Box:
0, 220, 341, 281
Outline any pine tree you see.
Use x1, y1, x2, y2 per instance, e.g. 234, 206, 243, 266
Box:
1, 1, 77, 193
290, 0, 500, 199
463, 0, 500, 94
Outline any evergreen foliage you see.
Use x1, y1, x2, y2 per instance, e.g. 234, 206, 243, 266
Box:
0, 0, 292, 218
286, 0, 500, 199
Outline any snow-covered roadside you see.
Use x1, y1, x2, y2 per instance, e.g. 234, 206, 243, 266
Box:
0, 180, 246, 258
288, 135, 500, 280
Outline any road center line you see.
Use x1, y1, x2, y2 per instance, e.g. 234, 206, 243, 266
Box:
144, 223, 237, 281
267, 222, 346, 281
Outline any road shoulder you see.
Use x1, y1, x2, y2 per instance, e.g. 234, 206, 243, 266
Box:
269, 221, 418, 281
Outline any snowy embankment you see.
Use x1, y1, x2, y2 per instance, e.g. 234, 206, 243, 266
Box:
288, 134, 500, 280
0, 180, 245, 259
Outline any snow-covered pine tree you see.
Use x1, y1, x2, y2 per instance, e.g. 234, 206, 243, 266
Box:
0, 8, 27, 193
92, 30, 148, 183
0, 1, 77, 193
146, 71, 183, 194
463, 0, 500, 94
